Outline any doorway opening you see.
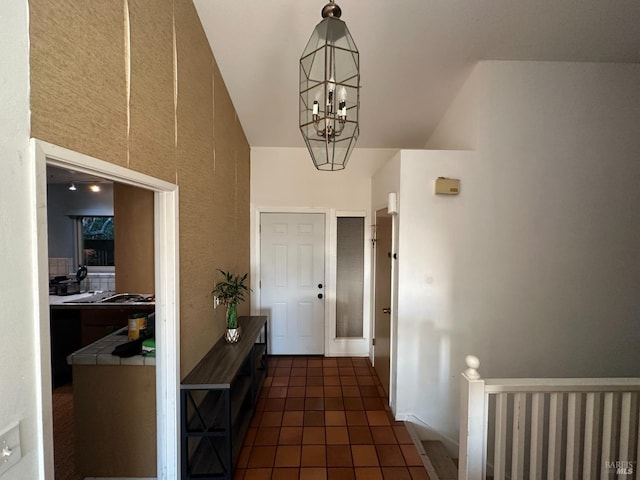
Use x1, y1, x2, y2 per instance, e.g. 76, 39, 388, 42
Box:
33, 140, 180, 480
373, 209, 392, 397
371, 204, 399, 415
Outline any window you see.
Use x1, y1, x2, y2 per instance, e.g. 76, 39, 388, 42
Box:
336, 216, 365, 338
77, 216, 114, 266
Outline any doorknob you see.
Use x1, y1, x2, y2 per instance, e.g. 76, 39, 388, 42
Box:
318, 283, 323, 289
382, 308, 391, 314
318, 293, 324, 299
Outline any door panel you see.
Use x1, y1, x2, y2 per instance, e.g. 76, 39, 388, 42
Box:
260, 213, 325, 354
374, 210, 392, 396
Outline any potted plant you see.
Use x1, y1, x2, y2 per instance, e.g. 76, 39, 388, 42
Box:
212, 269, 249, 343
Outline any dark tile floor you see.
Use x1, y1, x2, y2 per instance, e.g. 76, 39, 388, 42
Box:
234, 356, 431, 480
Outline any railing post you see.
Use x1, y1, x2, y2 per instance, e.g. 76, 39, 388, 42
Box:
459, 355, 486, 480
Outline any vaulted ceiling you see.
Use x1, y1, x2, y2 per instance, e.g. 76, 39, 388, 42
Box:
194, 0, 640, 149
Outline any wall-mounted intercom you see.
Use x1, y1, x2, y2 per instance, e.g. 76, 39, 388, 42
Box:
435, 177, 460, 195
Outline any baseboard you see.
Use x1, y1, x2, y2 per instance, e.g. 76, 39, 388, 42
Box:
398, 413, 459, 458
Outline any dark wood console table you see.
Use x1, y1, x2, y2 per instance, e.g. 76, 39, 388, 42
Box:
180, 316, 268, 479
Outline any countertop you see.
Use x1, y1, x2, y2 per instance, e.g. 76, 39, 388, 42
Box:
67, 327, 155, 366
50, 291, 155, 309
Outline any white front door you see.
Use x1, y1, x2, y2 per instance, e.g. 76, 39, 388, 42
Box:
260, 213, 325, 355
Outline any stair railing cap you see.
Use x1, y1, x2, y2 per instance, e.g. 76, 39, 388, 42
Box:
464, 355, 481, 380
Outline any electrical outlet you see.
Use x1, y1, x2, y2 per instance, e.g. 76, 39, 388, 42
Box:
0, 422, 21, 476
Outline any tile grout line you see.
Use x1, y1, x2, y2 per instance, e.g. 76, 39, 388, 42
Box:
241, 356, 430, 479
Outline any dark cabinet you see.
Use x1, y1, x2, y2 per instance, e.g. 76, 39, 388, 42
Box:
50, 309, 81, 388
180, 316, 268, 480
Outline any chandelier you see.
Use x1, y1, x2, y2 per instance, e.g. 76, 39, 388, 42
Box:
299, 0, 360, 171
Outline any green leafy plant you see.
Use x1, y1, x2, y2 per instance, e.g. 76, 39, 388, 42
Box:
211, 270, 249, 329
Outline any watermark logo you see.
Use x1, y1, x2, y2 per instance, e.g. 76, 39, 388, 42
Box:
605, 460, 635, 475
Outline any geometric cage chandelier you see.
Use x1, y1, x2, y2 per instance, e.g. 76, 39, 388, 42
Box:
299, 0, 360, 171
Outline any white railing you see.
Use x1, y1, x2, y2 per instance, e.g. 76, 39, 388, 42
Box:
459, 356, 640, 480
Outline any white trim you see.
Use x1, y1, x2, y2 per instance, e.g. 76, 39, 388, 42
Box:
401, 413, 460, 458
389, 211, 400, 415
326, 210, 370, 357
251, 206, 372, 357
31, 140, 55, 480
32, 140, 180, 480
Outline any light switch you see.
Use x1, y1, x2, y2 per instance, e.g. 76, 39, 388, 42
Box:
0, 422, 21, 476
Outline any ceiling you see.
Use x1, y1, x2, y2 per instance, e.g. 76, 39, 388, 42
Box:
47, 165, 112, 186
194, 0, 640, 150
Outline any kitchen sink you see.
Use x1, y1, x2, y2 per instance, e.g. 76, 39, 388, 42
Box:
97, 293, 154, 303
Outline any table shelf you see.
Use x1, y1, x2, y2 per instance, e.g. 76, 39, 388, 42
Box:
181, 316, 268, 480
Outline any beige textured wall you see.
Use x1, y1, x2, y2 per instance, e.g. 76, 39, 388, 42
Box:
113, 183, 155, 294
73, 365, 156, 476
30, 0, 251, 377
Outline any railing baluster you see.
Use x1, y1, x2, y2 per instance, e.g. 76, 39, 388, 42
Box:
547, 392, 564, 479
511, 392, 526, 479
618, 392, 632, 468
529, 392, 544, 480
494, 393, 507, 480
601, 392, 614, 479
459, 359, 640, 480
630, 394, 639, 476
566, 392, 582, 480
582, 392, 600, 480
637, 395, 640, 480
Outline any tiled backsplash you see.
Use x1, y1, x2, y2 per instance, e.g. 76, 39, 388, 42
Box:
84, 273, 116, 292
48, 257, 73, 277
49, 257, 115, 292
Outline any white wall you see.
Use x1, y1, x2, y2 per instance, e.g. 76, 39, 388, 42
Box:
0, 1, 48, 479
396, 61, 640, 449
250, 147, 396, 356
394, 150, 477, 446
251, 147, 396, 210
371, 151, 401, 210
370, 152, 401, 407
426, 62, 485, 151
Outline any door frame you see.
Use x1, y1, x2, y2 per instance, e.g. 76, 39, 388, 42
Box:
330, 210, 371, 356
252, 206, 372, 357
32, 139, 180, 479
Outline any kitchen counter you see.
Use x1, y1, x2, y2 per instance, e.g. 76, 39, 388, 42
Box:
66, 326, 155, 366
50, 291, 155, 309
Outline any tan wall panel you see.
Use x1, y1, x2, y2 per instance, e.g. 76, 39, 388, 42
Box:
128, 0, 176, 183
114, 183, 155, 294
74, 365, 156, 477
30, 0, 127, 166
235, 119, 251, 316
30, 0, 252, 381
213, 59, 239, 264
213, 60, 237, 181
174, 0, 218, 377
